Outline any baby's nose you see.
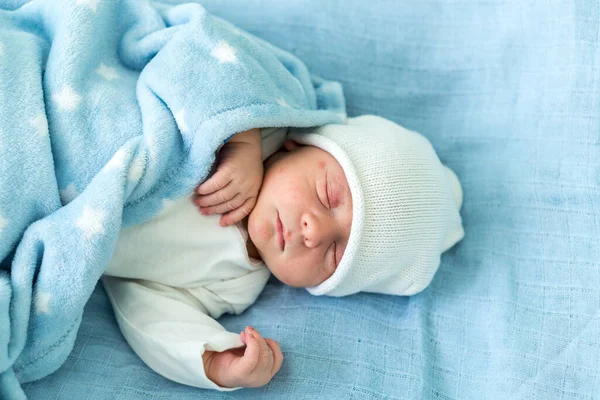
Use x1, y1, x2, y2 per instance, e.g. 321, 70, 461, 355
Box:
301, 212, 333, 248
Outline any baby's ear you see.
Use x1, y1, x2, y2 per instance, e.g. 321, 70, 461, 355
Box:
283, 139, 301, 151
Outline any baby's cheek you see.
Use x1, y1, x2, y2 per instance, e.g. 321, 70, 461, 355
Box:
248, 215, 270, 244
254, 222, 270, 241
286, 187, 306, 203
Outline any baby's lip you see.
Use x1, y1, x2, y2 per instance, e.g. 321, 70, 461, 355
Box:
276, 212, 285, 251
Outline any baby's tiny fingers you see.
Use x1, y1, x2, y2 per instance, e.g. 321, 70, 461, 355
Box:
236, 330, 261, 376
196, 169, 232, 195
249, 329, 274, 370
219, 197, 256, 227
265, 339, 283, 375
198, 194, 243, 216
194, 183, 237, 207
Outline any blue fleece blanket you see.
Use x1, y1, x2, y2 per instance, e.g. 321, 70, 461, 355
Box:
0, 1, 345, 397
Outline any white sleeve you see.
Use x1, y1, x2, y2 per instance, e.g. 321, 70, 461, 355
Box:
101, 276, 243, 391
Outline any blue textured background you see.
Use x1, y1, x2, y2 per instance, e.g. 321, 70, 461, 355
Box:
24, 0, 600, 398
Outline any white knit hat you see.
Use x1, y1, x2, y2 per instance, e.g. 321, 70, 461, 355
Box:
287, 115, 464, 297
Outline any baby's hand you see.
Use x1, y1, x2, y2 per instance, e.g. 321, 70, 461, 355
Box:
203, 326, 283, 388
195, 129, 263, 226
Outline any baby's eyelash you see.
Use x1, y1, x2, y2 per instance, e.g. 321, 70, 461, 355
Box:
317, 182, 327, 208
332, 242, 337, 267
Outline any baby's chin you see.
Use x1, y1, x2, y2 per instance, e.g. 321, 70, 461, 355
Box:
268, 269, 305, 288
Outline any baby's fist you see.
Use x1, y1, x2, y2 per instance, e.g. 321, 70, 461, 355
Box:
195, 129, 263, 226
203, 326, 283, 389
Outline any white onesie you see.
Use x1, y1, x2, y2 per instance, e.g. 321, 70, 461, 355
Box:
102, 127, 286, 390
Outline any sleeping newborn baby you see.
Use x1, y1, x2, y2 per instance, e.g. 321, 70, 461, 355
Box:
102, 115, 464, 391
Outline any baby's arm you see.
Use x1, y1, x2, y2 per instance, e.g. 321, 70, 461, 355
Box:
101, 276, 282, 390
195, 129, 263, 226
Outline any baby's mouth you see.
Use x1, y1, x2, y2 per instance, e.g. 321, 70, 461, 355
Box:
276, 212, 286, 251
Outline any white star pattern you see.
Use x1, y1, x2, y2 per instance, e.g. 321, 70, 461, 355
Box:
59, 183, 79, 204
105, 149, 128, 171
76, 206, 106, 238
95, 63, 119, 81
76, 0, 100, 12
30, 114, 49, 137
174, 109, 188, 133
0, 215, 7, 234
35, 291, 52, 315
128, 154, 146, 183
52, 86, 82, 111
277, 97, 291, 108
211, 41, 237, 64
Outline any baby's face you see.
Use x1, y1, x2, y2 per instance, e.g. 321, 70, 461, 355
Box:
248, 141, 353, 287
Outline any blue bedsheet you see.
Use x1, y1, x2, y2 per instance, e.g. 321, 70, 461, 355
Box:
22, 0, 600, 398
